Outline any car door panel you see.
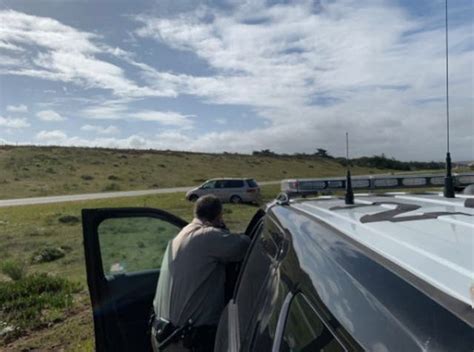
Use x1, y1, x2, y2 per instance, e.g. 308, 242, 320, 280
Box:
82, 207, 187, 352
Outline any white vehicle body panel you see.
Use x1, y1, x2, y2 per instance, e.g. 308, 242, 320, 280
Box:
290, 193, 474, 308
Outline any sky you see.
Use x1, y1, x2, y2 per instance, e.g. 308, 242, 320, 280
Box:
0, 0, 472, 161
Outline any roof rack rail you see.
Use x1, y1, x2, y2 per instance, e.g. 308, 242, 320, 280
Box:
281, 172, 474, 197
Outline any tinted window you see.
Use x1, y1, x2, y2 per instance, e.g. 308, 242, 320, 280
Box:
234, 224, 273, 344
214, 180, 226, 188
246, 179, 259, 188
251, 280, 290, 350
280, 295, 344, 352
224, 179, 244, 188
234, 218, 284, 347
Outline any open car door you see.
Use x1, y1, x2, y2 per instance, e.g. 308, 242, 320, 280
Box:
82, 207, 188, 352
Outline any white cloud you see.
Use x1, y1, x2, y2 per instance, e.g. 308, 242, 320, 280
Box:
81, 124, 120, 135
37, 110, 66, 121
0, 116, 30, 128
81, 101, 193, 128
32, 132, 149, 150
0, 41, 24, 51
36, 130, 67, 142
6, 104, 28, 113
133, 1, 473, 160
0, 10, 175, 98
132, 111, 194, 127
81, 100, 130, 119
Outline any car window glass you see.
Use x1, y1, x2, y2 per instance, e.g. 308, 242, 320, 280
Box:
234, 220, 279, 344
225, 180, 244, 188
246, 179, 259, 188
214, 180, 225, 188
201, 181, 215, 189
280, 294, 344, 352
251, 279, 289, 350
98, 217, 181, 277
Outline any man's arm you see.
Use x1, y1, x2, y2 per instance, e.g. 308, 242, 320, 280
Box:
206, 229, 251, 263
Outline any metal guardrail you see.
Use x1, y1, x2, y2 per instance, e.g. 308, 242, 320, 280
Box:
281, 173, 474, 195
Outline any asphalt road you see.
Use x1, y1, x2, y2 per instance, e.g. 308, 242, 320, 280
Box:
0, 181, 281, 208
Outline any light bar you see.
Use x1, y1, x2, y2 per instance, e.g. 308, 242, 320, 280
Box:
281, 173, 474, 196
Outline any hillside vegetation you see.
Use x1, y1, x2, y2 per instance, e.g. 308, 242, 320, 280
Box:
0, 146, 380, 199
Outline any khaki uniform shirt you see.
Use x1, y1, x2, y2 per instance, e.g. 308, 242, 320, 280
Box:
153, 218, 250, 327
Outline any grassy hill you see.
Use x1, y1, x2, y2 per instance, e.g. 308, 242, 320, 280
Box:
0, 146, 380, 199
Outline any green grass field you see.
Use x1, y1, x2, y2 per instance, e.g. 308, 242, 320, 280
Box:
0, 145, 381, 199
0, 184, 280, 350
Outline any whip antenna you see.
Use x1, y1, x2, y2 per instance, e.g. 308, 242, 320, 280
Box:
443, 0, 455, 198
345, 132, 354, 205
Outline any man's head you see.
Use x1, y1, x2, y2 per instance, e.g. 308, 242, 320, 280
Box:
194, 195, 223, 224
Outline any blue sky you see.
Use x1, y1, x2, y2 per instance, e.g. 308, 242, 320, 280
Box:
0, 0, 472, 160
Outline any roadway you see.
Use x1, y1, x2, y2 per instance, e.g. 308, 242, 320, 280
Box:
0, 181, 281, 208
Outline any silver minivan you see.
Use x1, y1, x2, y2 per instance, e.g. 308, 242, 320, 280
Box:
185, 178, 260, 203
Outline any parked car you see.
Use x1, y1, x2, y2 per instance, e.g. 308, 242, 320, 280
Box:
185, 178, 260, 203
81, 183, 473, 351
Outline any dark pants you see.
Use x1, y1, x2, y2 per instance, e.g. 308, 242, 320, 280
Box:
151, 325, 216, 352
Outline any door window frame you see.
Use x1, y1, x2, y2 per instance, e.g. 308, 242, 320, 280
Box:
83, 207, 188, 283
271, 291, 294, 352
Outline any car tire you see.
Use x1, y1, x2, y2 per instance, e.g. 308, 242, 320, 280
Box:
230, 195, 242, 204
188, 194, 199, 202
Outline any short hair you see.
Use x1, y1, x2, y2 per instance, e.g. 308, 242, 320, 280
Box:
194, 195, 223, 222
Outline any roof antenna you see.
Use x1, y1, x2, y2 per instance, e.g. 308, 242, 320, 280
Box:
443, 0, 455, 198
345, 132, 354, 205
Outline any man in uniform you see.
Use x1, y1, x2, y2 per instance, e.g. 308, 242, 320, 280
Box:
151, 195, 250, 351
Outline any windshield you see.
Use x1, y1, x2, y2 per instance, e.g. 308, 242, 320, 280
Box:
201, 181, 216, 189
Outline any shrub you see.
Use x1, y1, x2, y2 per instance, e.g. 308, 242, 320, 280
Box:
58, 215, 80, 225
1, 260, 27, 281
80, 175, 94, 180
107, 175, 120, 181
103, 183, 120, 191
31, 247, 66, 264
0, 273, 81, 342
59, 245, 73, 253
